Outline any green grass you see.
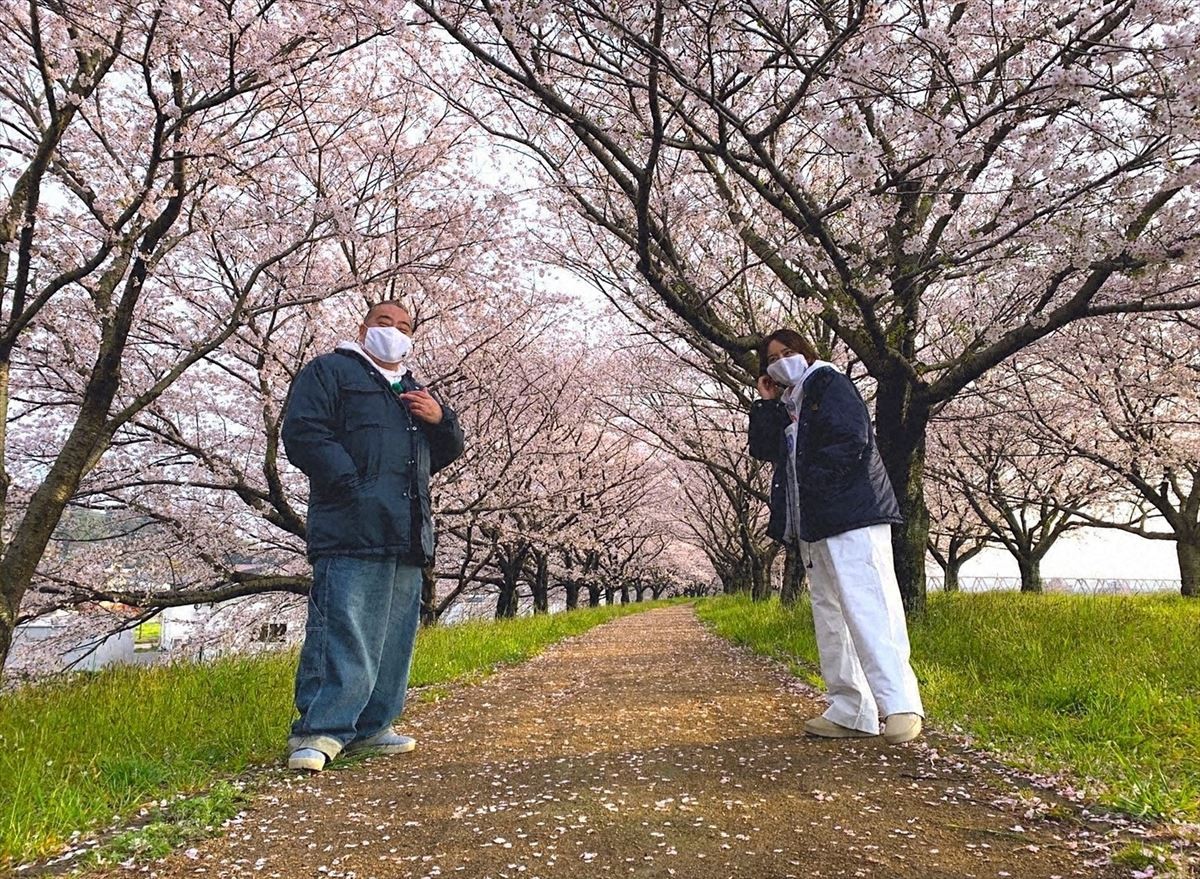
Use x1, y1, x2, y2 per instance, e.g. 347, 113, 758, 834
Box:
85, 781, 250, 866
696, 592, 1200, 822
134, 620, 162, 645
0, 601, 661, 865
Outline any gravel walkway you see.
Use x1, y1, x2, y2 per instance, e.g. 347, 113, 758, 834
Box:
135, 605, 1126, 879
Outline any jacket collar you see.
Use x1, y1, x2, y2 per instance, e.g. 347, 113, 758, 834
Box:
782, 359, 835, 415
335, 341, 409, 384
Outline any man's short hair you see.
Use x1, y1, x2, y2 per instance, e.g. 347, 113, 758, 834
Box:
364, 300, 413, 323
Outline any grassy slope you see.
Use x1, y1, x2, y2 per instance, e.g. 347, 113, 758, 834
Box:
696, 592, 1200, 821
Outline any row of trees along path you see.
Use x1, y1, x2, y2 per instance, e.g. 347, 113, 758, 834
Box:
114, 607, 1136, 879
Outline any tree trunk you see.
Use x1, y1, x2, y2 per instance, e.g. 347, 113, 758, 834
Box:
565, 580, 580, 609
635, 586, 647, 602
943, 563, 961, 593
604, 586, 615, 605
420, 565, 438, 626
1177, 534, 1199, 598
532, 554, 550, 614
586, 583, 601, 607
873, 383, 930, 615
495, 584, 518, 618
495, 564, 520, 618
781, 546, 807, 606
1017, 556, 1043, 593
750, 550, 773, 601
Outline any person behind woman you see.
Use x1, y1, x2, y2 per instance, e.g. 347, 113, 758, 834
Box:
748, 328, 923, 744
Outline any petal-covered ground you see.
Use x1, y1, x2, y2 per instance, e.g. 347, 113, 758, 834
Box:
131, 606, 1133, 878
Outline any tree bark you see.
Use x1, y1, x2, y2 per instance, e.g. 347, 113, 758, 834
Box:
495, 582, 518, 618
1177, 534, 1199, 598
586, 583, 601, 607
531, 554, 550, 614
1017, 556, 1044, 593
874, 383, 930, 614
781, 546, 807, 606
750, 549, 773, 601
565, 580, 580, 610
495, 561, 521, 618
420, 564, 438, 626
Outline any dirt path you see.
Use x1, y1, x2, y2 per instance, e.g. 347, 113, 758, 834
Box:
139, 606, 1129, 879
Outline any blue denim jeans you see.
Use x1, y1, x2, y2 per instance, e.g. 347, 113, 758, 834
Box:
289, 555, 422, 758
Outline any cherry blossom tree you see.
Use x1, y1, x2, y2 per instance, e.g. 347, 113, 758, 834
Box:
608, 338, 778, 599
929, 379, 1112, 592
411, 0, 1200, 612
1018, 315, 1200, 596
0, 0, 454, 669
923, 461, 990, 593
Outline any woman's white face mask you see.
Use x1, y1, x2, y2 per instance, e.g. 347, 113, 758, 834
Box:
766, 354, 808, 387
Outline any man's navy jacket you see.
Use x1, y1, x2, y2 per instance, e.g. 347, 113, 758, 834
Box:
748, 368, 901, 544
282, 349, 465, 563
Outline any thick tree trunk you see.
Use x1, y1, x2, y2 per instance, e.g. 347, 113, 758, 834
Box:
565, 580, 580, 609
943, 563, 961, 593
495, 566, 520, 618
780, 546, 807, 606
874, 383, 930, 615
604, 586, 615, 605
532, 555, 550, 614
635, 586, 647, 602
495, 585, 517, 618
719, 569, 739, 594
420, 565, 438, 626
1176, 535, 1199, 598
586, 583, 601, 607
1017, 556, 1043, 593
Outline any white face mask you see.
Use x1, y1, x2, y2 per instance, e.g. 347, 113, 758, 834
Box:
766, 354, 809, 388
361, 326, 412, 364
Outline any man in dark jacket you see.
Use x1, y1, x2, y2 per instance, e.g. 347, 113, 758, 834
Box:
281, 301, 464, 771
749, 328, 923, 745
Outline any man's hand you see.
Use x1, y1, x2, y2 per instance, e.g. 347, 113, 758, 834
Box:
400, 388, 444, 425
756, 374, 781, 401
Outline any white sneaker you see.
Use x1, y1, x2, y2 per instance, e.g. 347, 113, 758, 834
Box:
287, 748, 328, 772
883, 713, 923, 744
804, 716, 879, 738
345, 729, 417, 756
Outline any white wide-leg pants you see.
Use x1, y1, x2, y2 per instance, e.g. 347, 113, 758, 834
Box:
802, 523, 924, 733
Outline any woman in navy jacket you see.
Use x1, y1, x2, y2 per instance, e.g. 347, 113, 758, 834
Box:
748, 328, 924, 744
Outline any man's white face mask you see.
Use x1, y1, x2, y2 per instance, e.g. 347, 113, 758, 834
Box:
362, 326, 412, 364
766, 354, 808, 388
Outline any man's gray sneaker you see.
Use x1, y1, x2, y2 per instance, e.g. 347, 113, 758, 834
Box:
344, 729, 417, 755
287, 748, 328, 772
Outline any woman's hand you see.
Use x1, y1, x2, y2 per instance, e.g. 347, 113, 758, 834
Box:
756, 374, 780, 400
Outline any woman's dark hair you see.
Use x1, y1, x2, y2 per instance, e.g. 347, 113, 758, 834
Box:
757, 328, 818, 375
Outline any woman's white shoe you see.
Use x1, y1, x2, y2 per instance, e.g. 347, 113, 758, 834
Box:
883, 713, 923, 744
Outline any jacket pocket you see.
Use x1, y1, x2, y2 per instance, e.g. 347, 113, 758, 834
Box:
341, 382, 390, 431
